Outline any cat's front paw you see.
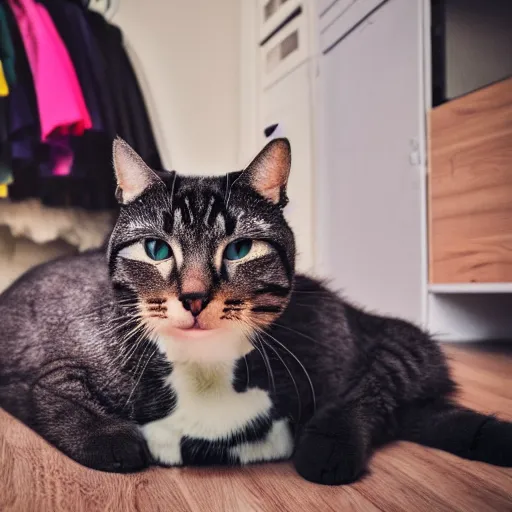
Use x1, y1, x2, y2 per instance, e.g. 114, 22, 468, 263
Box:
82, 426, 152, 473
293, 412, 368, 485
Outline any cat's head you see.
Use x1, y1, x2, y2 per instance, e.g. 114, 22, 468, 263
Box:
107, 138, 295, 364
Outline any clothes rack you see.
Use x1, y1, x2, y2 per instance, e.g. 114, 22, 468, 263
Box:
0, 0, 160, 210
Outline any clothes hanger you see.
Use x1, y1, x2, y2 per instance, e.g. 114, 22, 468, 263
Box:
87, 0, 119, 20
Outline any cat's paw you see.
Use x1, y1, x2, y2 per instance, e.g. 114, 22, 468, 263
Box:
293, 412, 368, 485
81, 426, 152, 473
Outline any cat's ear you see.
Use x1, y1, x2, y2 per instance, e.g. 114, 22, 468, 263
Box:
113, 137, 162, 204
241, 138, 291, 205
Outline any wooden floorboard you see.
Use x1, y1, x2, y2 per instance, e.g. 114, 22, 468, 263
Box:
1, 343, 511, 512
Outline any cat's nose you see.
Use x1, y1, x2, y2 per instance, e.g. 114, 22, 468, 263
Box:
179, 293, 209, 317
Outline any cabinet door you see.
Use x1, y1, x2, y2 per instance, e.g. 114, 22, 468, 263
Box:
316, 0, 424, 322
262, 63, 314, 272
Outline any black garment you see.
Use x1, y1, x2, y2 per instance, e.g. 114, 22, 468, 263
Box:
0, 3, 16, 86
3, 1, 41, 201
40, 10, 162, 209
86, 12, 162, 170
36, 0, 117, 209
38, 0, 116, 135
0, 97, 10, 188
39, 132, 116, 211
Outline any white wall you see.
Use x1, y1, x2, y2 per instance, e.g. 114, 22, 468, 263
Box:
113, 0, 241, 174
0, 1, 243, 293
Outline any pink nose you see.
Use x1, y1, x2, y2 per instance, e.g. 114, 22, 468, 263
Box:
179, 293, 209, 317
188, 299, 204, 316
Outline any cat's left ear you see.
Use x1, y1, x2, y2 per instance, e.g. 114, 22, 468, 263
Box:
113, 137, 163, 204
241, 138, 291, 206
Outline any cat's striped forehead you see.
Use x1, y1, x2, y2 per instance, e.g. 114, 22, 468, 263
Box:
167, 183, 234, 239
139, 173, 277, 244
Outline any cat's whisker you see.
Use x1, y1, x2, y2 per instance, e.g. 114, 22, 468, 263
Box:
257, 327, 316, 413
115, 297, 140, 304
252, 331, 276, 394
258, 335, 302, 424
271, 322, 334, 350
169, 171, 177, 211
125, 329, 158, 407
116, 314, 146, 338
68, 307, 111, 323
118, 325, 151, 368
224, 173, 230, 205
125, 347, 158, 407
243, 354, 250, 390
225, 167, 246, 209
129, 337, 153, 379
105, 318, 148, 366
111, 331, 144, 369
94, 323, 139, 346
238, 321, 274, 394
68, 304, 140, 328
97, 314, 140, 335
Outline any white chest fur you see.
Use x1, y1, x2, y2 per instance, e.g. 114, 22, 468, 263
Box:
141, 361, 294, 465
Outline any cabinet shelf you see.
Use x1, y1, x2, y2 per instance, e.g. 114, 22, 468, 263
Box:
429, 283, 512, 294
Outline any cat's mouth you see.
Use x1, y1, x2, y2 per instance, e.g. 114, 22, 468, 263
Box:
173, 319, 219, 338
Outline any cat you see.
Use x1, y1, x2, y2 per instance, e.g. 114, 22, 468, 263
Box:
0, 137, 511, 485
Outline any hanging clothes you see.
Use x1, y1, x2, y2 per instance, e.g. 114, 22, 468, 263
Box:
0, 92, 11, 199
0, 62, 8, 96
3, 0, 40, 202
2, 0, 163, 211
39, 0, 114, 191
0, 3, 16, 86
7, 0, 92, 177
0, 3, 13, 198
87, 11, 162, 171
7, 0, 92, 141
39, 0, 115, 135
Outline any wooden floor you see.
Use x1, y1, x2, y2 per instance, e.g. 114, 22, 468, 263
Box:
1, 343, 511, 512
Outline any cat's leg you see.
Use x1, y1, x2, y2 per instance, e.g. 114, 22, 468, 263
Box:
293, 322, 452, 485
293, 400, 375, 485
294, 360, 512, 484
397, 398, 512, 467
31, 365, 151, 473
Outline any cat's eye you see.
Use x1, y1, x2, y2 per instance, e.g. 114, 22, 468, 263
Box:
144, 239, 172, 261
224, 239, 253, 261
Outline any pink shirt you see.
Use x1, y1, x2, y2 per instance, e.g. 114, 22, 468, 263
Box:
8, 0, 92, 145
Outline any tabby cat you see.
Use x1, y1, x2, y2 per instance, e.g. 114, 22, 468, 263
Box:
0, 138, 511, 485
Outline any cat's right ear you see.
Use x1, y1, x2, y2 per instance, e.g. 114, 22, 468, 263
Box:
240, 138, 291, 206
113, 138, 162, 204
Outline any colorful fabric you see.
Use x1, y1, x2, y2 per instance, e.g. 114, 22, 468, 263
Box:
0, 4, 16, 86
0, 62, 8, 97
7, 0, 92, 177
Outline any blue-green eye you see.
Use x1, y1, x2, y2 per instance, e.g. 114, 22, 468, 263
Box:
224, 239, 253, 261
144, 239, 172, 261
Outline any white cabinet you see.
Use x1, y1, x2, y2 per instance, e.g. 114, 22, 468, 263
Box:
261, 63, 315, 272
315, 0, 424, 323
256, 2, 316, 272
240, 0, 512, 341
257, 0, 302, 41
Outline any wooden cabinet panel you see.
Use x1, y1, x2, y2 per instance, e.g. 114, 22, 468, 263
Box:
429, 77, 512, 283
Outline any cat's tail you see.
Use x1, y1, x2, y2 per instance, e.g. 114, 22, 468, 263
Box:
397, 399, 512, 467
